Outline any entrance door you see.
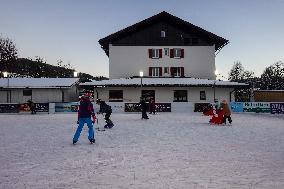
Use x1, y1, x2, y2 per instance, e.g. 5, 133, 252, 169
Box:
141, 90, 155, 102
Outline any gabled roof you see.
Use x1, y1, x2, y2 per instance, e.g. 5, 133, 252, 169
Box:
0, 78, 79, 88
80, 78, 248, 88
99, 11, 229, 56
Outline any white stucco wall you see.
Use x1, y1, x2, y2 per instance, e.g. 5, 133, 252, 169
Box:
109, 45, 216, 79
94, 86, 233, 103
0, 86, 79, 103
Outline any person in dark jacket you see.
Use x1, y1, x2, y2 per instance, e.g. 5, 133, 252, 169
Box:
149, 97, 156, 114
73, 94, 96, 144
27, 100, 36, 114
140, 97, 149, 119
96, 99, 114, 128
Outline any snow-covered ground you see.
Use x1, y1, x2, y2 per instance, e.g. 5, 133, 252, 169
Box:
0, 112, 283, 189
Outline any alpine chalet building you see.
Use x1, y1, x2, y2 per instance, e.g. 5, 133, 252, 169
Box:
82, 11, 247, 109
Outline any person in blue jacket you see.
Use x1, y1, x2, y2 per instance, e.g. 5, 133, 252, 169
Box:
73, 94, 96, 144
96, 99, 114, 128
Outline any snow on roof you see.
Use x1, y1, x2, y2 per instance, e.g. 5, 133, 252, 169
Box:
254, 90, 284, 92
0, 78, 79, 88
80, 78, 248, 87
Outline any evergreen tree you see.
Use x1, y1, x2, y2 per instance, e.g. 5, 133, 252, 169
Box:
260, 61, 284, 90
228, 61, 244, 82
228, 61, 255, 101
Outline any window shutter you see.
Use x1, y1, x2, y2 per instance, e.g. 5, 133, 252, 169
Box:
181, 67, 184, 77
181, 49, 184, 58
149, 67, 152, 76
148, 49, 152, 58
159, 49, 162, 58
170, 49, 174, 58
170, 67, 174, 77
159, 67, 162, 76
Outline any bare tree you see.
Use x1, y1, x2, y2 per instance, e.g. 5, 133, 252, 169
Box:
0, 35, 18, 62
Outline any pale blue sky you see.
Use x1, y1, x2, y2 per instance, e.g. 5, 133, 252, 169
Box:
1, 0, 283, 78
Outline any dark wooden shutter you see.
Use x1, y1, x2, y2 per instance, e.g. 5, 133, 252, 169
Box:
159, 67, 162, 76
170, 49, 174, 58
159, 49, 162, 58
181, 49, 184, 58
148, 49, 152, 58
181, 67, 184, 77
149, 67, 152, 77
170, 67, 174, 77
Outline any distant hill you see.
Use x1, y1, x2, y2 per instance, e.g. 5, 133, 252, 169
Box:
0, 58, 108, 82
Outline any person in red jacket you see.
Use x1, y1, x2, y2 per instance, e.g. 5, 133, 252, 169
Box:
73, 94, 96, 144
209, 105, 224, 125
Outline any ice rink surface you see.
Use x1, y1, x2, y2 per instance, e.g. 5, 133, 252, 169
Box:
0, 112, 283, 189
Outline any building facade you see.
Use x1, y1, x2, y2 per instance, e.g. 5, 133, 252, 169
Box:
109, 45, 216, 79
0, 78, 79, 103
83, 11, 247, 104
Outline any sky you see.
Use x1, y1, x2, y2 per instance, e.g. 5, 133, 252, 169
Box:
0, 0, 283, 78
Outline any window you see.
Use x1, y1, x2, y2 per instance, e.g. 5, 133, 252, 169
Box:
170, 67, 184, 77
161, 31, 166, 38
109, 90, 123, 102
152, 49, 159, 59
149, 49, 162, 59
174, 48, 181, 58
151, 67, 160, 77
164, 67, 169, 74
170, 48, 184, 58
174, 90, 188, 102
164, 48, 169, 56
23, 89, 32, 96
200, 91, 206, 100
172, 67, 181, 77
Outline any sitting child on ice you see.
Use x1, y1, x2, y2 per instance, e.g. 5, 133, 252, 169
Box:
209, 103, 224, 125
203, 104, 214, 116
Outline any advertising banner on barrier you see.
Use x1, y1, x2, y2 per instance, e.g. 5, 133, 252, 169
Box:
0, 104, 20, 113
125, 103, 171, 112
194, 103, 210, 112
19, 103, 31, 112
270, 103, 284, 114
55, 102, 79, 112
243, 102, 270, 113
35, 103, 49, 112
230, 102, 244, 112
19, 103, 49, 112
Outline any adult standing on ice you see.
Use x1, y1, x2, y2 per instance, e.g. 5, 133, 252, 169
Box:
73, 94, 96, 144
149, 97, 156, 114
140, 97, 149, 119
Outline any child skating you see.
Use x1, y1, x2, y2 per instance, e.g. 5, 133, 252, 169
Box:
96, 99, 114, 128
73, 94, 96, 144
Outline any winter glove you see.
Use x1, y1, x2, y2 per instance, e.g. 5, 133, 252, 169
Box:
92, 115, 96, 123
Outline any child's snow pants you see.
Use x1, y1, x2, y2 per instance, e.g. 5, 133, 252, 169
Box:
73, 118, 95, 142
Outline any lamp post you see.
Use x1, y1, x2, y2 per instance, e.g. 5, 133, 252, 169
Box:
213, 70, 217, 103
213, 80, 216, 102
139, 71, 143, 88
3, 72, 10, 103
